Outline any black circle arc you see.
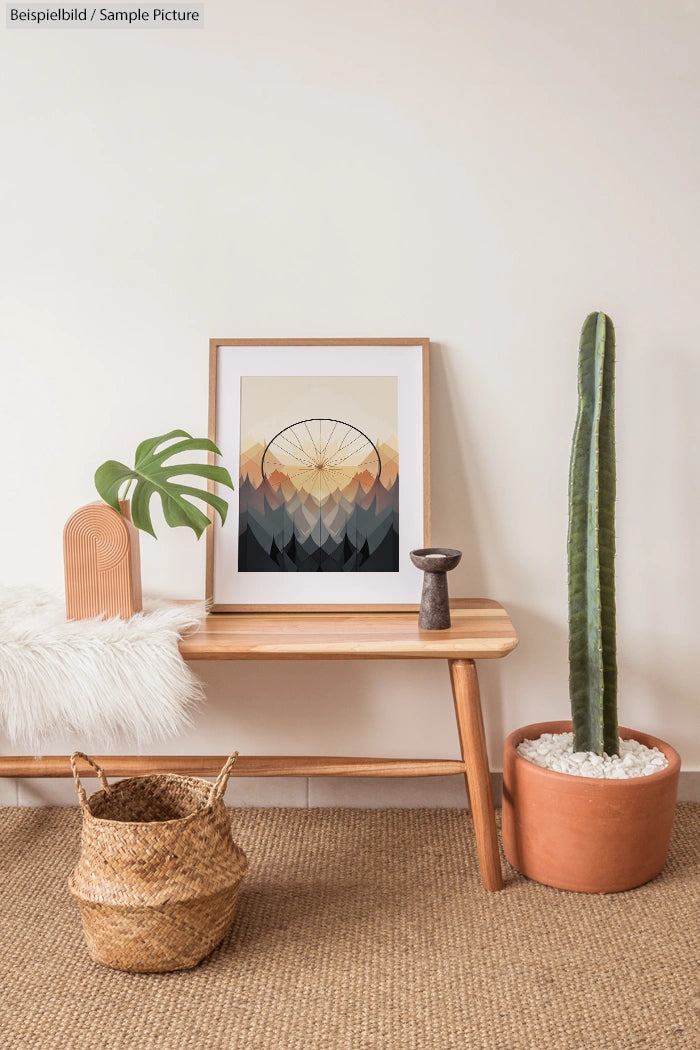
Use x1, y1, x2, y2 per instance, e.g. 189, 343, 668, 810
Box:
261, 418, 382, 485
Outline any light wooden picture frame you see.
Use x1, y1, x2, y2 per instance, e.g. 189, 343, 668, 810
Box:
206, 338, 430, 611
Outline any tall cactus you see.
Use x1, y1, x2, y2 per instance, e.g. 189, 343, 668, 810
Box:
567, 312, 619, 756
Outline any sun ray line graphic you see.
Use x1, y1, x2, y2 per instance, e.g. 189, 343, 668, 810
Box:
327, 434, 367, 460
318, 420, 339, 461
327, 445, 376, 469
334, 425, 358, 454
302, 420, 323, 459
286, 466, 323, 484
273, 434, 316, 463
283, 429, 311, 457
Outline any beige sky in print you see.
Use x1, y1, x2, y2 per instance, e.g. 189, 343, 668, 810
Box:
240, 375, 398, 449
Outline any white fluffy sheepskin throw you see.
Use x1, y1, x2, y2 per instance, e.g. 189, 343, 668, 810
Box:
0, 587, 207, 752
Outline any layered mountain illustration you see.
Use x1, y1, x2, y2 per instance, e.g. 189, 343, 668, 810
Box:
238, 420, 399, 573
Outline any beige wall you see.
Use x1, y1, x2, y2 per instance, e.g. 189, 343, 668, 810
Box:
1, 0, 698, 803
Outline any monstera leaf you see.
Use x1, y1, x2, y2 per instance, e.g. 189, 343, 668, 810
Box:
94, 429, 234, 539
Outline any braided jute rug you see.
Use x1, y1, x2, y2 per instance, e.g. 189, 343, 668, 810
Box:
0, 805, 697, 1050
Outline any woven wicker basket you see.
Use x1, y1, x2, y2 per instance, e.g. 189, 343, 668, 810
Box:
68, 751, 248, 973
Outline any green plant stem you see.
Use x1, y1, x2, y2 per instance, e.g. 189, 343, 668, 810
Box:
568, 312, 618, 756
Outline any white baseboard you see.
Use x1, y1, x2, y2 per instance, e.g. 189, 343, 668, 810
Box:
3, 771, 699, 807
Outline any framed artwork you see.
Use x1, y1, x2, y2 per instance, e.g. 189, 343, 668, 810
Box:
206, 338, 430, 610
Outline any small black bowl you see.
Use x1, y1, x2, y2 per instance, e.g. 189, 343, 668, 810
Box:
409, 548, 462, 573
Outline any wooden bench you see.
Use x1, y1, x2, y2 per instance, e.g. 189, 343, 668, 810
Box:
3, 599, 518, 891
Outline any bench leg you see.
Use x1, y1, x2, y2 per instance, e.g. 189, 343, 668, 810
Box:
448, 658, 503, 891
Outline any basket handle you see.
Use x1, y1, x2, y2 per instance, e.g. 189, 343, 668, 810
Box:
208, 750, 239, 805
70, 752, 110, 808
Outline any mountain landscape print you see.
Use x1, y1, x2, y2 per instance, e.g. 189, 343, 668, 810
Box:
238, 376, 399, 572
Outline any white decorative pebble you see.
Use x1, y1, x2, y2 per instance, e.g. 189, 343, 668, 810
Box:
516, 731, 669, 779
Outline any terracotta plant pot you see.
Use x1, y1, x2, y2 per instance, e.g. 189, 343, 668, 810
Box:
501, 720, 681, 894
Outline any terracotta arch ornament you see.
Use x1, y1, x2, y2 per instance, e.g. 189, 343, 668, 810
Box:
64, 502, 142, 620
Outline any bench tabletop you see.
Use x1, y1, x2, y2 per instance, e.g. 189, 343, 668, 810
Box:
179, 598, 518, 661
